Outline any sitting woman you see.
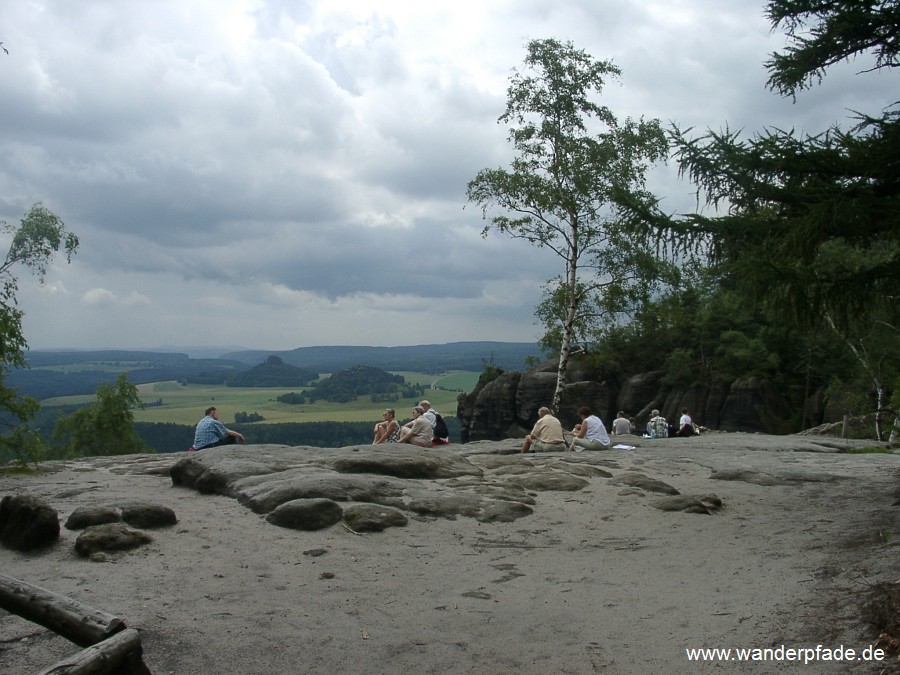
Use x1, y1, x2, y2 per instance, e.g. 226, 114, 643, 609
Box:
568, 406, 611, 451
372, 408, 400, 444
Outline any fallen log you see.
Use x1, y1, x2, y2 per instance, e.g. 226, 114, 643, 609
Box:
37, 628, 149, 675
0, 574, 124, 647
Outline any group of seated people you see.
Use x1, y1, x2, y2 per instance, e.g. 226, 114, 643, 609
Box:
372, 399, 450, 447
520, 405, 704, 453
520, 405, 615, 453
647, 408, 703, 438
192, 400, 702, 455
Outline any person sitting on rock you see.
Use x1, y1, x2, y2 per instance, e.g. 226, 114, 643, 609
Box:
419, 399, 450, 445
646, 409, 668, 439
373, 408, 400, 444
520, 406, 566, 453
568, 406, 611, 451
398, 406, 433, 447
192, 406, 244, 451
674, 408, 695, 437
611, 410, 632, 436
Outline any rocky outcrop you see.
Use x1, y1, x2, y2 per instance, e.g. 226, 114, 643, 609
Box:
0, 495, 60, 551
170, 444, 548, 527
652, 494, 723, 515
458, 357, 799, 442
65, 502, 177, 530
74, 523, 153, 558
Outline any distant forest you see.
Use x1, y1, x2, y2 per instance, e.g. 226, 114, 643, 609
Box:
136, 418, 462, 452
187, 355, 318, 387
12, 342, 540, 400
0, 345, 499, 460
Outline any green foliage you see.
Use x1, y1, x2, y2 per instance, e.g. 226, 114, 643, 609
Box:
53, 373, 151, 457
661, 348, 698, 387
824, 375, 873, 419
277, 392, 306, 405
764, 0, 900, 97
668, 120, 899, 330
2, 204, 79, 294
601, 274, 801, 384
476, 361, 505, 389
234, 411, 265, 423
226, 355, 316, 388
467, 38, 670, 410
842, 446, 894, 454
309, 365, 422, 404
714, 331, 781, 381
659, 2, 899, 333
623, 1, 900, 438
0, 204, 78, 465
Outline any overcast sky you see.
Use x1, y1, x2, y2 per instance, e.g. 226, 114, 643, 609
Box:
1, 0, 893, 354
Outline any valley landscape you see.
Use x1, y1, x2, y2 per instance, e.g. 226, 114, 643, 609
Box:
8, 342, 539, 458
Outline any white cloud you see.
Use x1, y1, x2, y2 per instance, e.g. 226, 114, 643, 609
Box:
82, 288, 118, 306
81, 288, 150, 307
0, 0, 892, 351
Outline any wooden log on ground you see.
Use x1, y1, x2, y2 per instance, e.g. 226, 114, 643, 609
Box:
37, 628, 150, 675
0, 574, 124, 647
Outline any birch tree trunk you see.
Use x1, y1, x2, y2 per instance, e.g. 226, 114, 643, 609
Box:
551, 234, 580, 414
824, 314, 885, 440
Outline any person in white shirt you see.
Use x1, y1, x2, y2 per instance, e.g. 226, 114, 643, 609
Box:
674, 408, 695, 437
568, 406, 611, 451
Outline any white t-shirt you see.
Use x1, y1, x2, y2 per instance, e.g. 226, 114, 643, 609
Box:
583, 415, 610, 446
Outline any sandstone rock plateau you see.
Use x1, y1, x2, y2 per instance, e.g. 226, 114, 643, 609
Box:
1, 434, 897, 674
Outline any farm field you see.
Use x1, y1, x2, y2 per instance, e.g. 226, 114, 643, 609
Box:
41, 371, 480, 426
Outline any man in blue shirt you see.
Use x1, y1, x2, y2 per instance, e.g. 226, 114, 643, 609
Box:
192, 406, 245, 451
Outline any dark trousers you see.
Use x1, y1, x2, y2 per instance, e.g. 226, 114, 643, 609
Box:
196, 435, 238, 451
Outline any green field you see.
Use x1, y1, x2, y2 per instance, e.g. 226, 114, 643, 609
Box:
40, 371, 480, 426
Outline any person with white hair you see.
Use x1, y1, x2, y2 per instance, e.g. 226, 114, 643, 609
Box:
646, 409, 668, 439
398, 406, 433, 447
520, 406, 566, 453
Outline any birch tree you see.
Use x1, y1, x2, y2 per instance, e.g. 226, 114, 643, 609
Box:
0, 204, 78, 464
467, 38, 669, 412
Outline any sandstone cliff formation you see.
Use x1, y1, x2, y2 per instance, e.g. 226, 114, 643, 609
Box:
457, 357, 803, 442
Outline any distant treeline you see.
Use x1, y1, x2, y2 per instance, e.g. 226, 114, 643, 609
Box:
221, 341, 542, 372
133, 417, 460, 453
11, 356, 247, 399
0, 413, 456, 462
15, 343, 540, 401
299, 365, 424, 403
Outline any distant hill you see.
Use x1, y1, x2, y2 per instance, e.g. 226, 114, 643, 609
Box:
25, 350, 192, 367
221, 342, 542, 373
307, 365, 422, 403
11, 342, 543, 401
225, 356, 317, 388
13, 350, 249, 400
